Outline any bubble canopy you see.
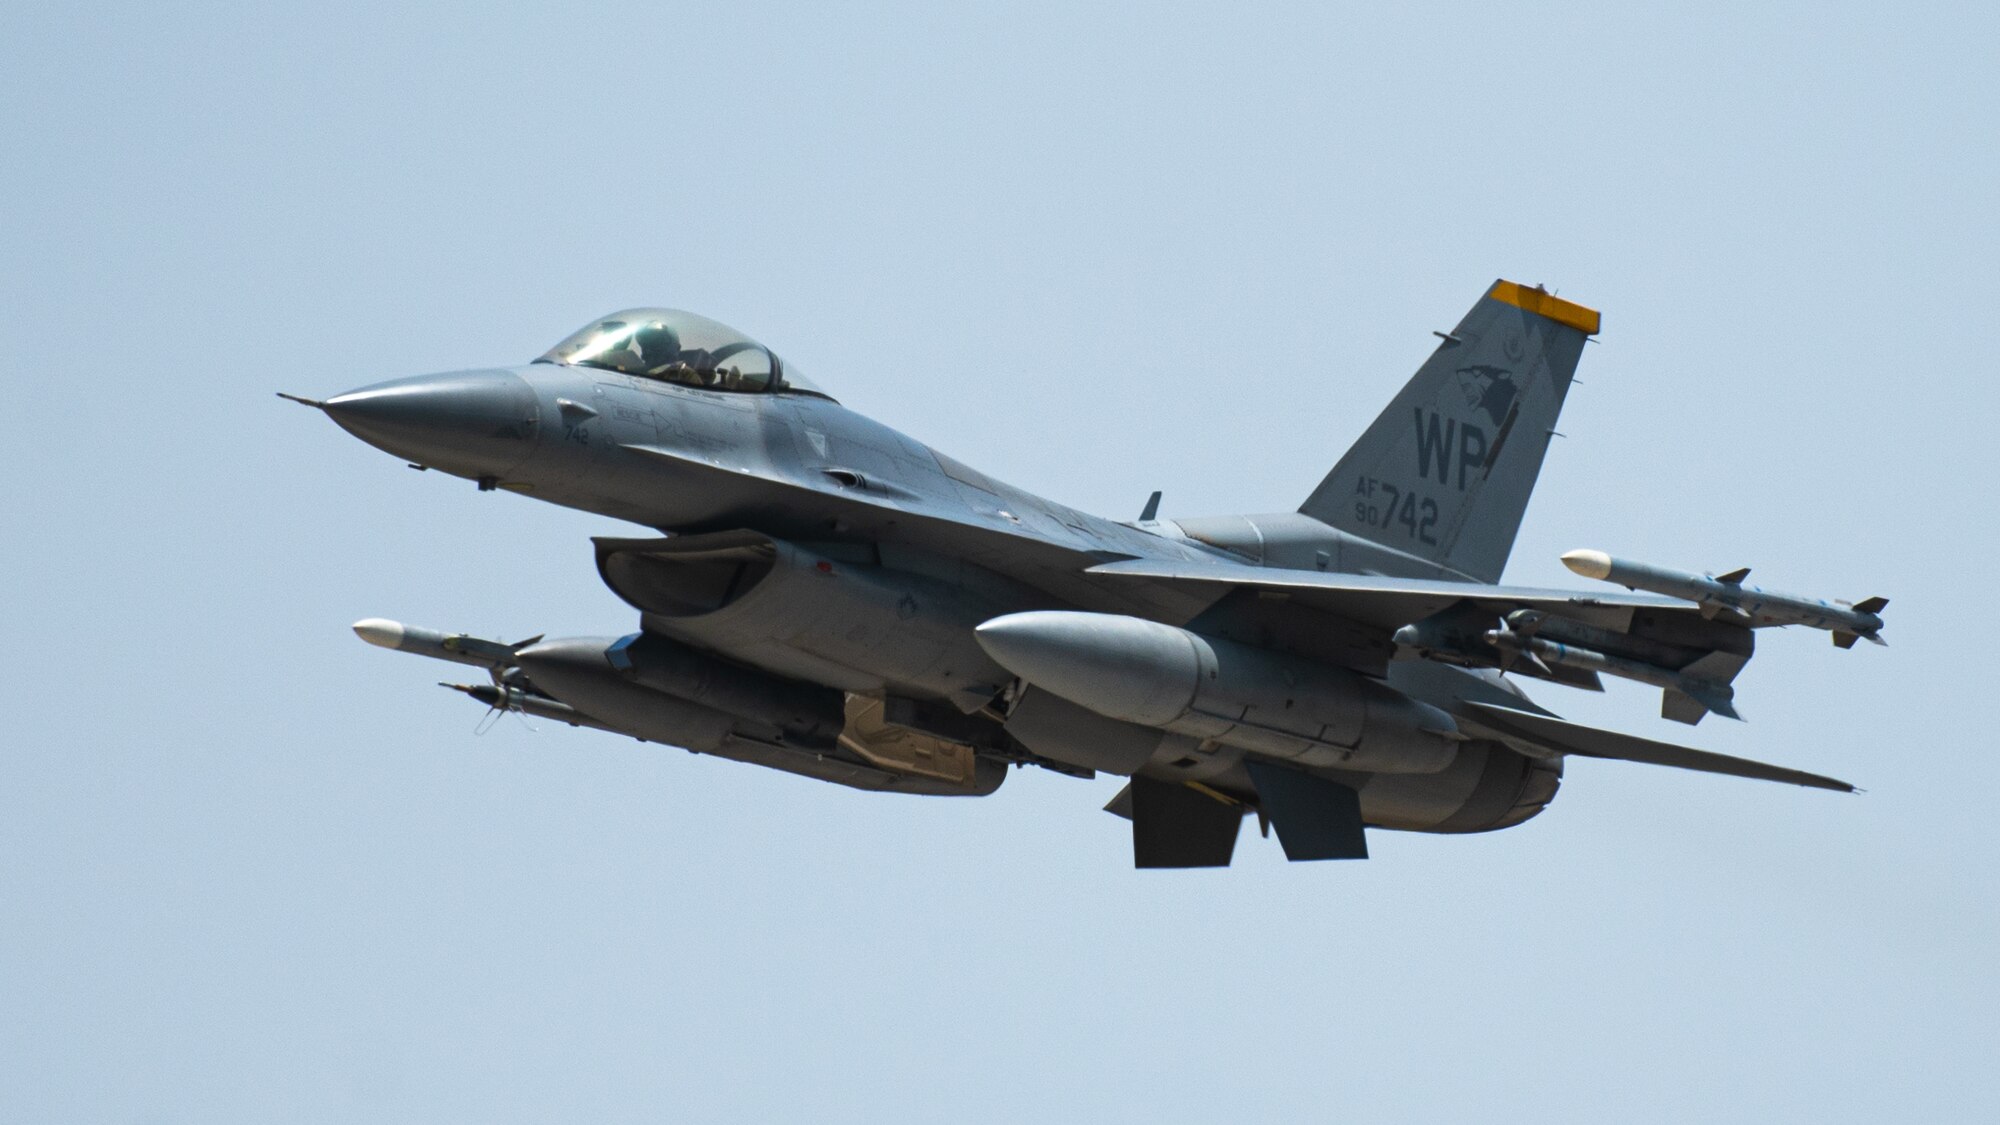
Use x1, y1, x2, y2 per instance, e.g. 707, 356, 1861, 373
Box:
533, 308, 829, 398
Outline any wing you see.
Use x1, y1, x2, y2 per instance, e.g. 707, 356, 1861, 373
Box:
1080, 560, 1851, 790
1087, 557, 1700, 631
1085, 557, 1758, 723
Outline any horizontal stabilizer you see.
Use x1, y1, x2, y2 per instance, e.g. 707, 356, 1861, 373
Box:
1130, 776, 1242, 868
1461, 702, 1853, 792
1244, 760, 1368, 861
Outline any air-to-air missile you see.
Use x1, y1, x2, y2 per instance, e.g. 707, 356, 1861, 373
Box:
441, 682, 617, 733
1479, 619, 1741, 721
353, 618, 845, 750
352, 618, 612, 729
1560, 550, 1888, 648
353, 618, 1007, 796
352, 618, 540, 669
1390, 608, 1745, 724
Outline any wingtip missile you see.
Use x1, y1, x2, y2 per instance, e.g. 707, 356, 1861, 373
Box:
353, 617, 407, 650
1559, 549, 1613, 581
350, 618, 525, 667
1562, 549, 1888, 647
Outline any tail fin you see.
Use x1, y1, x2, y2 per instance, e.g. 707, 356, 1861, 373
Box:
1300, 281, 1599, 583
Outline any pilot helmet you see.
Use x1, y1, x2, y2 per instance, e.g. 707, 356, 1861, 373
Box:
629, 321, 682, 368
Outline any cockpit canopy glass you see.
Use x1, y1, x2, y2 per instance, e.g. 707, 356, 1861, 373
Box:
534, 308, 827, 397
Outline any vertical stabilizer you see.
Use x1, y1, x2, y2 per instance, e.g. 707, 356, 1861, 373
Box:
1300, 281, 1599, 583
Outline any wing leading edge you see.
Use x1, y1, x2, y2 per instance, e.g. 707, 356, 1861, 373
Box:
1086, 557, 1705, 632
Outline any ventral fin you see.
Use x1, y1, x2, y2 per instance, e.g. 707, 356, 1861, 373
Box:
1130, 776, 1241, 868
1244, 760, 1368, 861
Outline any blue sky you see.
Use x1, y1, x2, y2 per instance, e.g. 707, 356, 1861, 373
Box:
4, 3, 1995, 1121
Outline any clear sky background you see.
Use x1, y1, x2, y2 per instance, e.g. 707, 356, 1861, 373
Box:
4, 2, 1995, 1121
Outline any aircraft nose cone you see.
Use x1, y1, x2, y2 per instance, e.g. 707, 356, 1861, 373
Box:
323, 369, 539, 478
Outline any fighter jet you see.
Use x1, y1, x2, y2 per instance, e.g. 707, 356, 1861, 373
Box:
283, 282, 1880, 867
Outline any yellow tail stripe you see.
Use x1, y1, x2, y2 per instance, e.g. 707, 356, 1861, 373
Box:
1489, 280, 1602, 335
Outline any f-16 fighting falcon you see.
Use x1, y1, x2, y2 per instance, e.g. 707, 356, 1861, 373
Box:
283, 282, 1884, 867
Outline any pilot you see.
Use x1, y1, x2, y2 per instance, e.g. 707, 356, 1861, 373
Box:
629, 321, 683, 375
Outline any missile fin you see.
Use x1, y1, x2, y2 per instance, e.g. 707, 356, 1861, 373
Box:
1498, 645, 1552, 677
1833, 631, 1859, 649
1662, 689, 1708, 725
1865, 632, 1888, 647
1682, 650, 1749, 685
1692, 686, 1742, 721
1545, 665, 1606, 692
1852, 596, 1889, 615
1664, 682, 1740, 724
1715, 567, 1751, 585
1137, 490, 1162, 522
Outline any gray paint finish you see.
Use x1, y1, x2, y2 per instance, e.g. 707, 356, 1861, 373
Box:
296, 285, 1869, 866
